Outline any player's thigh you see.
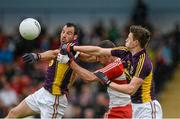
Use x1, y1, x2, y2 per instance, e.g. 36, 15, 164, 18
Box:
154, 100, 163, 118
9, 99, 38, 117
104, 104, 132, 118
40, 95, 68, 118
132, 100, 162, 119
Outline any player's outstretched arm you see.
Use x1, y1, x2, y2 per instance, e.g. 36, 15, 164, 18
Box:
61, 43, 112, 56
73, 45, 112, 56
109, 76, 143, 95
70, 60, 116, 85
39, 49, 59, 60
69, 60, 98, 83
60, 43, 97, 62
22, 49, 59, 64
78, 52, 97, 62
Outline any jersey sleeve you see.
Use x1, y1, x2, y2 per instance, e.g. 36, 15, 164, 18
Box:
96, 58, 124, 80
111, 46, 129, 57
134, 54, 152, 80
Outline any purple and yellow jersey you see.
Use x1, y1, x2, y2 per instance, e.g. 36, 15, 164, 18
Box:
111, 47, 155, 103
43, 59, 77, 95
44, 40, 78, 95
111, 46, 132, 81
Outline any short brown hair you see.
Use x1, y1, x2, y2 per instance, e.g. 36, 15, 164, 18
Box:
130, 25, 151, 48
65, 22, 79, 36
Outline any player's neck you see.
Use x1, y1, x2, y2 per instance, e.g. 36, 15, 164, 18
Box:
131, 46, 143, 56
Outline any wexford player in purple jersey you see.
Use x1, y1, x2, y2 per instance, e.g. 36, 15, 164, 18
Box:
6, 23, 82, 118
65, 25, 163, 118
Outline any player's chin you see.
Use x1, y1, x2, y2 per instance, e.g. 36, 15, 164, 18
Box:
61, 41, 67, 44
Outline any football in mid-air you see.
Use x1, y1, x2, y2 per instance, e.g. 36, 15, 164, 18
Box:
19, 18, 41, 40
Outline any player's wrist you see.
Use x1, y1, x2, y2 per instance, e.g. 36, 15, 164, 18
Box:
68, 52, 75, 63
37, 53, 41, 60
94, 71, 111, 86
70, 45, 74, 52
106, 80, 111, 86
69, 44, 76, 55
68, 58, 75, 64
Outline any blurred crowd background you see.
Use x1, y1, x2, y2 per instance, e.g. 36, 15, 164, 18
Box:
0, 0, 180, 118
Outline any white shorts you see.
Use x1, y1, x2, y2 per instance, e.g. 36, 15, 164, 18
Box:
25, 87, 68, 119
132, 100, 162, 119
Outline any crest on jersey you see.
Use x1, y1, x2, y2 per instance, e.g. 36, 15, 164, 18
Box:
130, 66, 134, 75
127, 60, 133, 76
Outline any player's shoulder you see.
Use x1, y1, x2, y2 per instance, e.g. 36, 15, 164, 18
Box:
140, 52, 152, 71
112, 46, 129, 51
114, 58, 122, 64
135, 53, 152, 78
101, 58, 123, 71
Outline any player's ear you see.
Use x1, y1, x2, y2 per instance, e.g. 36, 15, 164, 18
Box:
135, 40, 140, 47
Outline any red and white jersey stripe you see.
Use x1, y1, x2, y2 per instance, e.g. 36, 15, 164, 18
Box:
97, 58, 131, 108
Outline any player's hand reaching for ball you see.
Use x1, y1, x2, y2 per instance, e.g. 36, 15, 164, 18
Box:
22, 53, 41, 64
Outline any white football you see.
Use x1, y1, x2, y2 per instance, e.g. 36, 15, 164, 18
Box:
19, 18, 41, 40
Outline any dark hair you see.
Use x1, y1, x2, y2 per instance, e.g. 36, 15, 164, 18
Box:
98, 40, 116, 48
130, 25, 151, 48
65, 22, 79, 36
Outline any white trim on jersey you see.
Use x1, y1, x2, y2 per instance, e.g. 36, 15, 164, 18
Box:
99, 58, 122, 73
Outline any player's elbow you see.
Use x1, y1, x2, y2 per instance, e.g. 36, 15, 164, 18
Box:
98, 47, 109, 56
87, 75, 97, 83
92, 47, 105, 56
83, 80, 92, 83
82, 73, 97, 83
86, 78, 96, 83
127, 85, 136, 95
97, 47, 104, 55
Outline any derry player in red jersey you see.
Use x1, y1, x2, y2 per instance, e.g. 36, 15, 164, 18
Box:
63, 40, 132, 118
